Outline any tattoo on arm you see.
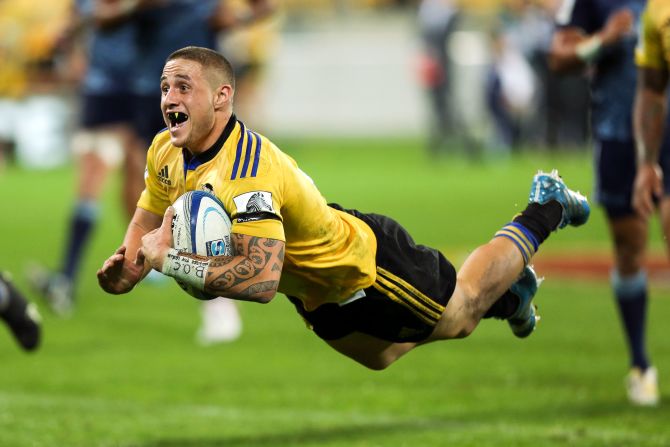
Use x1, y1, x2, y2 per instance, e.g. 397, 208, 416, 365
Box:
206, 234, 284, 300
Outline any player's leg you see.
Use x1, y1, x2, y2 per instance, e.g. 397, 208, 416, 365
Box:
197, 297, 243, 345
324, 170, 588, 369
326, 333, 417, 371
121, 129, 146, 220
0, 272, 41, 351
599, 139, 657, 405
28, 95, 128, 315
325, 238, 534, 369
607, 214, 657, 404
430, 169, 589, 341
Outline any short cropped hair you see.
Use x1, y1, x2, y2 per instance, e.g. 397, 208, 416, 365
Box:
166, 46, 236, 89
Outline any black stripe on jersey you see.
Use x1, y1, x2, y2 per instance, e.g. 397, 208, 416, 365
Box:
230, 121, 246, 180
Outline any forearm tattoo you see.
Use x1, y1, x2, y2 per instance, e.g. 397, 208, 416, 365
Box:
207, 234, 284, 300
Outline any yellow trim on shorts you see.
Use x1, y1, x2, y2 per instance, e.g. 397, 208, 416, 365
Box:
372, 267, 444, 325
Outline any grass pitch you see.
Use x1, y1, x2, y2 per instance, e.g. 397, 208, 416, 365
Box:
1, 139, 669, 446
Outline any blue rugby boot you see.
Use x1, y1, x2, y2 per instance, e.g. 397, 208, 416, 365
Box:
529, 169, 590, 229
507, 265, 541, 338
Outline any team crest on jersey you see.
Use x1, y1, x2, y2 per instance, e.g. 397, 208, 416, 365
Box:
233, 191, 275, 222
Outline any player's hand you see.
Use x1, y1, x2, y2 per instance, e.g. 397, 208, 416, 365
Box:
601, 9, 634, 45
97, 245, 145, 294
140, 207, 174, 271
632, 163, 663, 219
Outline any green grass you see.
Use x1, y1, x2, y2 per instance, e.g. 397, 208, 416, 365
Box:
1, 139, 669, 446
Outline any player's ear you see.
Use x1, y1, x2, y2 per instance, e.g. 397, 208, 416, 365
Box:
214, 84, 233, 110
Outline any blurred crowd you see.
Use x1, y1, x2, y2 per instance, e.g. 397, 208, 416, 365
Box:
0, 0, 592, 171
416, 0, 590, 155
0, 0, 281, 170
0, 0, 591, 169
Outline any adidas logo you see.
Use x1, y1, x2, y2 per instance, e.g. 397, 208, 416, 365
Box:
157, 165, 172, 186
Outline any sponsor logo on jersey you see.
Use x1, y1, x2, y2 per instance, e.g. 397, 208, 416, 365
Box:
157, 165, 172, 186
233, 191, 275, 222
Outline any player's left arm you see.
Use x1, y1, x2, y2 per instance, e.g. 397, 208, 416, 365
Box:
140, 207, 284, 303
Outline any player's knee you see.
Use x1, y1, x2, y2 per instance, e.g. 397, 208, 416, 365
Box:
440, 318, 476, 339
355, 355, 395, 371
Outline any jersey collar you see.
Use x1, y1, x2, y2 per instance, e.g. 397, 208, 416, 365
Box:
183, 114, 238, 171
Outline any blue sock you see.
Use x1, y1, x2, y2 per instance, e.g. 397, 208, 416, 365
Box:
60, 200, 100, 282
612, 270, 649, 370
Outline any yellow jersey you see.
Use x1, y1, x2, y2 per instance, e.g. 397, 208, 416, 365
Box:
635, 0, 670, 70
138, 116, 377, 309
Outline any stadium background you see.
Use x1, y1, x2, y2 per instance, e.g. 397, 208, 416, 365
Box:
1, 1, 670, 446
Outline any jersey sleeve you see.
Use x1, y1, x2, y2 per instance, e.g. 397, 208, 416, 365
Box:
635, 5, 666, 70
229, 188, 285, 241
225, 140, 286, 241
137, 145, 171, 216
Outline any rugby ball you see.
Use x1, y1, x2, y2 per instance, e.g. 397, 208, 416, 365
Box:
170, 190, 233, 300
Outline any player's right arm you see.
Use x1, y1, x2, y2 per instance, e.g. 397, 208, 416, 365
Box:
632, 3, 670, 219
632, 67, 669, 218
549, 8, 633, 73
139, 207, 284, 303
97, 207, 162, 294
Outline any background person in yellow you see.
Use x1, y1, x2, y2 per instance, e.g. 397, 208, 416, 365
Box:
98, 46, 589, 370
632, 0, 670, 221
0, 0, 73, 168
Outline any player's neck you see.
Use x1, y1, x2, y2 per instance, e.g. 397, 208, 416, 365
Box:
188, 111, 232, 155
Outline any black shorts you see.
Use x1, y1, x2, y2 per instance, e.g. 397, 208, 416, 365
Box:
288, 204, 457, 343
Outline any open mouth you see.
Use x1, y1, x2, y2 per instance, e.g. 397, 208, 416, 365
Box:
167, 111, 189, 129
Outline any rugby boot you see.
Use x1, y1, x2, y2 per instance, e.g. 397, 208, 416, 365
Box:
0, 272, 42, 351
507, 265, 541, 338
529, 169, 590, 229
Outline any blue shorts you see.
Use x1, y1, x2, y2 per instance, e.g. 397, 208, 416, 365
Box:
80, 93, 166, 146
594, 139, 670, 218
80, 93, 134, 129
132, 93, 166, 145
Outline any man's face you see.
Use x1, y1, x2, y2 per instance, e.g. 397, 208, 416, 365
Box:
160, 58, 216, 151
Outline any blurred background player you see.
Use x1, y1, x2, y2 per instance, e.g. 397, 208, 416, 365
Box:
631, 0, 670, 404
29, 0, 146, 317
0, 272, 41, 352
415, 0, 460, 156
31, 0, 276, 345
549, 0, 662, 406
